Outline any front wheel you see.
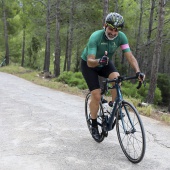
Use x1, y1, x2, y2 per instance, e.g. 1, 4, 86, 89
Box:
116, 101, 146, 163
85, 92, 105, 143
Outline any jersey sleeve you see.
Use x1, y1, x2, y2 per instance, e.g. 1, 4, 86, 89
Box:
87, 32, 98, 56
119, 32, 131, 53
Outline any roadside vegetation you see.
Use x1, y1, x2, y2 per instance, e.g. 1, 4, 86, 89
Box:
1, 64, 170, 125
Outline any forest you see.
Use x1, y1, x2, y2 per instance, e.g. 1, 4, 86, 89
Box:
0, 0, 170, 109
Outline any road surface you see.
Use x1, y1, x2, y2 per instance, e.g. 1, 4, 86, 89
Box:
0, 72, 170, 170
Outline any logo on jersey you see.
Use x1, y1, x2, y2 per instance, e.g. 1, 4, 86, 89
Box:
101, 42, 107, 45
112, 42, 117, 48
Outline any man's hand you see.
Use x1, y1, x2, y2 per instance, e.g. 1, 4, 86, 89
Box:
136, 72, 145, 82
98, 51, 109, 66
98, 56, 109, 66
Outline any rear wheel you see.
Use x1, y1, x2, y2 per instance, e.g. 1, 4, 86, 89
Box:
116, 101, 146, 163
85, 92, 105, 142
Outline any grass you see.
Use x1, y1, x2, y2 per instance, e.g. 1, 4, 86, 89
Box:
125, 98, 153, 116
0, 64, 83, 96
1, 64, 170, 125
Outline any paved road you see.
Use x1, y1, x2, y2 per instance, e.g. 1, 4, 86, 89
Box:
0, 72, 170, 170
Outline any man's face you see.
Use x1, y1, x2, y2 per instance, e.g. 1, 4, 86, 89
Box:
105, 25, 118, 39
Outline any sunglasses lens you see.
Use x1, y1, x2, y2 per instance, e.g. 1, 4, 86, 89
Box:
116, 27, 122, 30
107, 24, 122, 30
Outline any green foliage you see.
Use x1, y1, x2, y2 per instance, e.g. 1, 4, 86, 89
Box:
31, 37, 41, 53
56, 71, 88, 90
122, 81, 162, 105
25, 37, 41, 69
157, 73, 170, 105
121, 81, 141, 99
154, 87, 162, 105
161, 114, 170, 123
57, 71, 162, 104
137, 82, 162, 105
114, 54, 128, 76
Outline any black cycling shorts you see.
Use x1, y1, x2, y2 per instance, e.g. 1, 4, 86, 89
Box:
81, 59, 118, 91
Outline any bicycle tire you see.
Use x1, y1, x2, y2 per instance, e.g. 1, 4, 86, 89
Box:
116, 101, 146, 163
85, 92, 105, 143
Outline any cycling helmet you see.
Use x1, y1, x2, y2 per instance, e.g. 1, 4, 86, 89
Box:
105, 12, 124, 29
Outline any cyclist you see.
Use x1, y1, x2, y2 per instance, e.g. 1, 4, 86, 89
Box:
81, 12, 145, 140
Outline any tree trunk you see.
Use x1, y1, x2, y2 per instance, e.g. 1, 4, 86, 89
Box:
168, 103, 170, 112
142, 0, 155, 77
64, 28, 69, 72
2, 0, 9, 65
146, 0, 166, 104
114, 0, 119, 13
163, 49, 170, 73
102, 0, 109, 25
43, 0, 51, 72
99, 0, 109, 90
135, 0, 143, 65
21, 28, 26, 67
66, 0, 75, 71
21, 4, 26, 67
54, 0, 61, 77
74, 42, 81, 72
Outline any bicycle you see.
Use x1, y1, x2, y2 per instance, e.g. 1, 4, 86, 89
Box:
0, 58, 6, 67
85, 75, 146, 163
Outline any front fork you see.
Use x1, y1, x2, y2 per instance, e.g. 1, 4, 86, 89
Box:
119, 102, 136, 134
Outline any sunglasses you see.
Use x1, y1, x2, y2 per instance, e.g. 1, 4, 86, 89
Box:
107, 23, 122, 31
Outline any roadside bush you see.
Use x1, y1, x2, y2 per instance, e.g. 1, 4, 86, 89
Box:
121, 81, 141, 99
57, 71, 162, 104
56, 71, 88, 89
74, 72, 83, 79
137, 82, 162, 105
157, 73, 170, 105
122, 81, 162, 105
121, 82, 140, 98
68, 78, 82, 86
56, 71, 73, 84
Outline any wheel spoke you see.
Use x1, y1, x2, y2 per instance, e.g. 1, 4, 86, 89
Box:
116, 101, 146, 163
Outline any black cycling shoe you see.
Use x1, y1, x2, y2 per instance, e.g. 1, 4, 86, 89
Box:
92, 126, 100, 141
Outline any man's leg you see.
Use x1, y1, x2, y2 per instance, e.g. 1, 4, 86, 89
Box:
80, 60, 101, 140
108, 72, 120, 102
89, 89, 101, 119
89, 89, 101, 140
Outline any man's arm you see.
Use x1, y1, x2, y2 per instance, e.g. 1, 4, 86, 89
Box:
124, 51, 140, 73
87, 55, 100, 67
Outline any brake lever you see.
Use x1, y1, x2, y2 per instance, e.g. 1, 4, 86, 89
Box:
136, 80, 146, 89
136, 81, 142, 89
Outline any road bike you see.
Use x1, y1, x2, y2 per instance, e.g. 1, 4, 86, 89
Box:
85, 75, 146, 163
0, 58, 6, 67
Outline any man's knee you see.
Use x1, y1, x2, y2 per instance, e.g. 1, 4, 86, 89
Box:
91, 89, 101, 103
109, 72, 120, 79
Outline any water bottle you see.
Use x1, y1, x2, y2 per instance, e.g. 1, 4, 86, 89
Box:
102, 102, 109, 114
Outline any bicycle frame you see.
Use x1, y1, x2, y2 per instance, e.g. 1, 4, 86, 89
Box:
104, 79, 135, 133
107, 82, 122, 131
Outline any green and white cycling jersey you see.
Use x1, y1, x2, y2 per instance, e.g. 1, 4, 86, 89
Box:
81, 29, 131, 62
